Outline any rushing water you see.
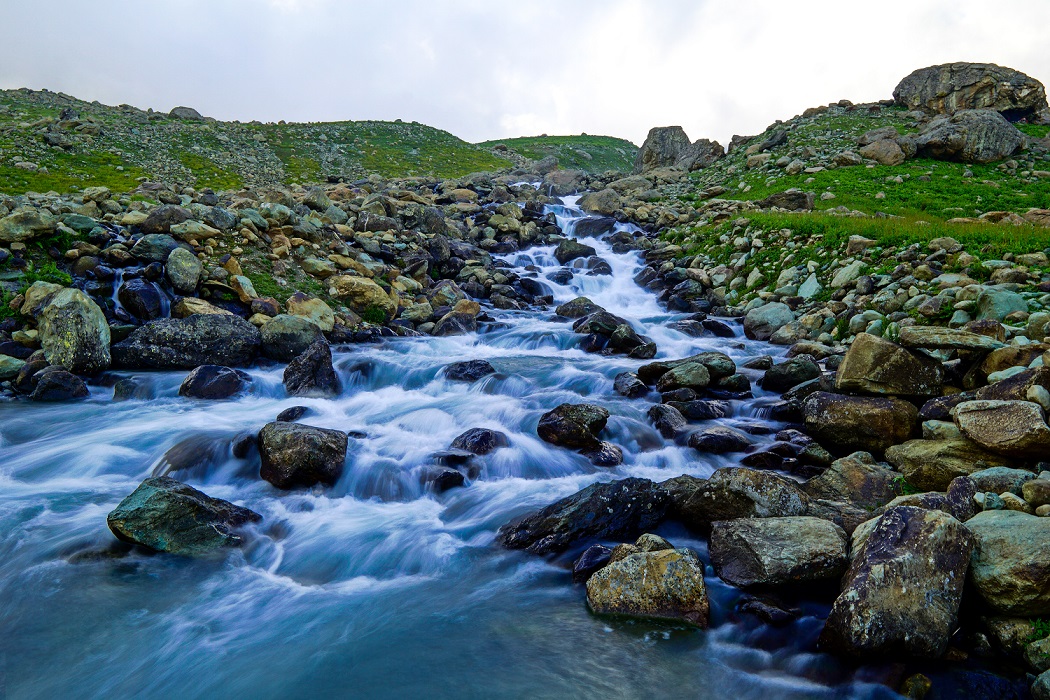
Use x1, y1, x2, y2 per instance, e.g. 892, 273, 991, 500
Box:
0, 197, 900, 699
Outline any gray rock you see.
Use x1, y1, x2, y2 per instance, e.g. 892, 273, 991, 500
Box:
968, 510, 1050, 615
743, 302, 795, 341
283, 340, 341, 398
258, 422, 348, 489
710, 516, 848, 587
38, 288, 111, 374
834, 333, 944, 397
586, 548, 709, 627
915, 110, 1026, 164
130, 234, 179, 262
537, 403, 609, 451
676, 468, 810, 525
165, 247, 203, 294
894, 62, 1049, 121
260, 315, 324, 362
112, 314, 261, 369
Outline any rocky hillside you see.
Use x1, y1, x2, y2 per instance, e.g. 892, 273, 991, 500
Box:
478, 135, 638, 173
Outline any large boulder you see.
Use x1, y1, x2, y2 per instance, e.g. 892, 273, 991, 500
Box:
0, 209, 56, 242
893, 62, 1049, 122
328, 275, 396, 321
968, 510, 1050, 616
885, 438, 1010, 491
496, 477, 671, 555
554, 239, 597, 264
915, 110, 1026, 164
130, 233, 179, 263
803, 452, 900, 510
954, 399, 1050, 458
675, 468, 810, 525
743, 302, 795, 341
638, 351, 736, 385
577, 189, 622, 216
821, 507, 975, 658
258, 422, 348, 489
107, 476, 261, 556
138, 204, 192, 234
633, 126, 692, 173
283, 340, 341, 398
165, 247, 202, 294
834, 333, 943, 397
586, 547, 709, 627
537, 403, 609, 451
803, 392, 917, 453
260, 314, 324, 362
112, 314, 261, 369
38, 288, 111, 374
710, 516, 848, 587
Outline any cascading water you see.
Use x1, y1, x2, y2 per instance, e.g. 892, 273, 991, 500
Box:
0, 196, 898, 699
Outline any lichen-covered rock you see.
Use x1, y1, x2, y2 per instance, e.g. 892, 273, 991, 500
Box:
107, 476, 260, 556
803, 452, 900, 510
258, 421, 348, 489
675, 468, 810, 525
834, 333, 943, 397
260, 314, 324, 362
638, 351, 736, 385
803, 392, 917, 454
821, 507, 974, 658
743, 302, 795, 341
165, 247, 202, 294
710, 516, 848, 587
968, 510, 1050, 616
885, 439, 1010, 491
38, 287, 111, 374
894, 62, 1049, 121
328, 275, 396, 321
915, 110, 1026, 164
496, 477, 671, 555
112, 314, 260, 369
537, 403, 609, 451
586, 547, 709, 627
954, 399, 1050, 458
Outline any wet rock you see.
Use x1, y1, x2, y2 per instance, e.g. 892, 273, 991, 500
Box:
761, 355, 820, 393
496, 477, 671, 555
432, 311, 478, 336
275, 406, 310, 423
554, 239, 597, 264
638, 351, 736, 385
834, 333, 944, 397
423, 466, 466, 493
968, 510, 1050, 615
676, 468, 810, 524
450, 427, 509, 455
258, 422, 349, 489
112, 314, 261, 369
743, 302, 795, 341
586, 547, 709, 627
655, 361, 710, 393
178, 365, 249, 399
885, 439, 1009, 491
107, 476, 260, 556
29, 368, 89, 401
648, 404, 687, 438
954, 399, 1050, 458
33, 288, 110, 376
803, 392, 917, 454
118, 278, 163, 321
710, 516, 848, 587
283, 340, 341, 398
667, 399, 731, 420
572, 544, 613, 583
260, 314, 324, 362
803, 452, 900, 510
687, 426, 752, 454
613, 372, 648, 398
166, 247, 202, 294
821, 506, 975, 658
555, 296, 601, 318
578, 189, 622, 216
537, 403, 609, 451
584, 441, 624, 467
444, 359, 496, 382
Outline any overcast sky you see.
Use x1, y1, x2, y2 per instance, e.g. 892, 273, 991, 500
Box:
3, 0, 1049, 147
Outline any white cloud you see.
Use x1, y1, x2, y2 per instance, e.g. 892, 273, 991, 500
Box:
1, 0, 1048, 147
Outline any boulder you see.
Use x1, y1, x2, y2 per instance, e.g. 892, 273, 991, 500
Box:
954, 399, 1050, 458
858, 139, 906, 166
537, 403, 609, 451
112, 314, 261, 369
687, 426, 752, 454
38, 288, 111, 374
976, 287, 1029, 321
803, 452, 900, 510
450, 427, 509, 455
968, 510, 1050, 615
554, 239, 597, 264
613, 372, 648, 398
444, 359, 496, 382
898, 326, 1006, 351
178, 365, 249, 399
638, 351, 736, 385
130, 234, 179, 262
29, 369, 89, 401
915, 110, 1025, 164
886, 438, 1009, 491
577, 189, 622, 216
170, 106, 205, 120
165, 247, 202, 294
0, 209, 56, 242
586, 548, 709, 627
555, 297, 601, 318
821, 507, 975, 658
655, 362, 710, 392
893, 62, 1049, 122
107, 476, 260, 556
675, 468, 810, 525
118, 278, 163, 321
260, 314, 324, 362
803, 392, 917, 453
283, 340, 341, 398
139, 204, 191, 234
648, 404, 687, 438
285, 292, 335, 332
762, 356, 821, 393
496, 477, 671, 554
743, 302, 795, 341
258, 421, 348, 489
328, 275, 396, 321
709, 516, 848, 587
834, 333, 943, 397
757, 190, 815, 211
633, 126, 692, 174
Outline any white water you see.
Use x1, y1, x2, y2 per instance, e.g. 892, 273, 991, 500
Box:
0, 197, 897, 699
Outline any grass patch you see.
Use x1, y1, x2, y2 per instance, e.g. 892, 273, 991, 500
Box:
178, 152, 243, 190
0, 150, 144, 195
478, 134, 638, 172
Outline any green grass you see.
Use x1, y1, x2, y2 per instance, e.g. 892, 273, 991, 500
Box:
178, 152, 244, 191
0, 151, 144, 195
1019, 124, 1050, 139
478, 134, 639, 172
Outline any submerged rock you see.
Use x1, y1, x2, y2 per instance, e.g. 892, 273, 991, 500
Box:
586, 547, 709, 627
107, 476, 260, 556
444, 359, 495, 382
450, 427, 509, 455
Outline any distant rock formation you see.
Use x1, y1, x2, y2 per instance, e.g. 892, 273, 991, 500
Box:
633, 126, 724, 174
894, 62, 1049, 123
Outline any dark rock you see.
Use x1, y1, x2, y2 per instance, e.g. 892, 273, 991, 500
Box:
445, 359, 496, 382
675, 468, 810, 525
803, 392, 917, 454
258, 422, 348, 489
761, 355, 821, 393
648, 404, 687, 438
275, 405, 310, 423
666, 399, 731, 420
283, 340, 341, 398
451, 427, 509, 455
139, 205, 192, 234
178, 365, 248, 399
112, 314, 261, 369
29, 369, 89, 401
572, 544, 613, 582
130, 234, 179, 262
710, 516, 848, 587
261, 315, 324, 362
613, 372, 648, 398
687, 426, 752, 454
554, 239, 597, 264
757, 190, 814, 211
424, 466, 466, 493
537, 403, 609, 451
584, 441, 624, 467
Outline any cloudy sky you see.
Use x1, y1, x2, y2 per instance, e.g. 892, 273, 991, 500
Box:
2, 0, 1049, 147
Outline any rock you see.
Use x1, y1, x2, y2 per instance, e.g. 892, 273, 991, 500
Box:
1034, 670, 1050, 700
178, 365, 248, 399
633, 126, 692, 173
586, 548, 709, 627
328, 275, 396, 321
29, 369, 89, 401
107, 476, 260, 556
613, 372, 648, 398
450, 427, 509, 455
638, 352, 736, 385
496, 477, 671, 554
858, 139, 906, 166
572, 544, 613, 583
898, 326, 1006, 351
38, 288, 111, 374
955, 399, 1050, 458
821, 507, 975, 658
537, 403, 609, 451
20, 280, 63, 317
554, 239, 597, 264
444, 359, 496, 382
709, 517, 848, 587
112, 314, 261, 369
0, 354, 26, 380
803, 392, 917, 453
165, 247, 202, 294
757, 190, 814, 211
655, 362, 710, 392
835, 333, 944, 397
675, 468, 810, 524
170, 106, 205, 120
285, 293, 335, 332
977, 367, 1050, 402
886, 439, 1009, 491
171, 297, 233, 318
894, 62, 1049, 121
130, 234, 179, 262
762, 356, 820, 393
118, 278, 163, 321
0, 209, 56, 242
139, 204, 191, 234
432, 311, 477, 336
283, 340, 341, 398
976, 287, 1029, 321
743, 302, 795, 341
915, 110, 1025, 164
258, 422, 349, 489
260, 314, 324, 362
968, 510, 1050, 615
803, 452, 900, 510
687, 426, 752, 454
555, 297, 601, 318
648, 404, 687, 438
577, 189, 622, 216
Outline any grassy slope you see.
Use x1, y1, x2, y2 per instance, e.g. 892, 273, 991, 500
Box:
478, 134, 638, 172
